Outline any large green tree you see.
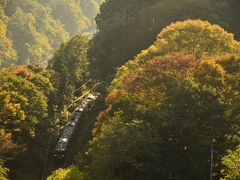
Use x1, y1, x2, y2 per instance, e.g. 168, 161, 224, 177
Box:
0, 66, 57, 180
112, 20, 240, 92
89, 0, 240, 80
85, 54, 240, 179
0, 70, 48, 141
48, 35, 91, 115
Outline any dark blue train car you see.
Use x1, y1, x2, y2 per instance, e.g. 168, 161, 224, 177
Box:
53, 92, 100, 161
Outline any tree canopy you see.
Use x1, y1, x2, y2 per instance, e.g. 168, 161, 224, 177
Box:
89, 0, 240, 80
48, 35, 91, 120
85, 54, 240, 179
1, 0, 240, 179
0, 7, 17, 68
47, 166, 84, 180
111, 20, 240, 92
221, 145, 240, 180
0, 0, 103, 67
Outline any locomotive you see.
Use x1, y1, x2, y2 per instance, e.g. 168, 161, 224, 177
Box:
53, 92, 100, 160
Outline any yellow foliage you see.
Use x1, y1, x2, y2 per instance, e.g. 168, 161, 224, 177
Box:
47, 166, 84, 180
111, 19, 240, 93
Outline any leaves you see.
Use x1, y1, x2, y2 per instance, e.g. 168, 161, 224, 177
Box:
47, 166, 84, 180
0, 71, 48, 141
221, 145, 240, 180
86, 54, 240, 179
0, 7, 17, 68
0, 129, 19, 161
112, 20, 240, 93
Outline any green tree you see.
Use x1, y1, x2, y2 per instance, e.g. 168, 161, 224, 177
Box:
85, 54, 240, 179
48, 0, 91, 36
48, 166, 84, 180
78, 0, 101, 32
154, 20, 240, 57
7, 7, 51, 65
48, 35, 90, 115
89, 0, 240, 80
0, 67, 56, 180
5, 0, 69, 49
0, 71, 48, 142
0, 7, 17, 68
0, 129, 19, 161
0, 160, 8, 180
112, 20, 240, 91
221, 145, 240, 180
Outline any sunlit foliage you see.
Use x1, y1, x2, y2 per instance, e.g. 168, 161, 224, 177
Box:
112, 20, 240, 92
1, 0, 103, 67
89, 0, 240, 80
221, 145, 240, 180
0, 7, 17, 68
86, 54, 240, 179
48, 35, 91, 116
0, 159, 8, 180
47, 166, 84, 180
0, 65, 56, 179
0, 70, 48, 141
7, 8, 51, 65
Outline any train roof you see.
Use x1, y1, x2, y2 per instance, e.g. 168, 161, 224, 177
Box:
54, 92, 100, 153
55, 124, 75, 151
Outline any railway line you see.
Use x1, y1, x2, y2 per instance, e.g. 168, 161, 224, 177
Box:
42, 92, 103, 179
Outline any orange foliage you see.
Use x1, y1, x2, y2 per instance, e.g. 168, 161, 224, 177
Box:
8, 66, 33, 78
108, 54, 197, 105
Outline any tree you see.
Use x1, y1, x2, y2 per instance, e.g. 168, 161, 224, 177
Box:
0, 160, 8, 180
0, 7, 17, 68
221, 145, 240, 180
47, 166, 84, 180
154, 20, 240, 57
7, 7, 51, 65
85, 54, 240, 179
0, 67, 56, 180
48, 0, 91, 36
5, 0, 69, 49
40, 0, 103, 35
79, 0, 101, 32
89, 0, 240, 80
48, 35, 91, 113
0, 129, 19, 161
0, 71, 48, 142
112, 20, 240, 91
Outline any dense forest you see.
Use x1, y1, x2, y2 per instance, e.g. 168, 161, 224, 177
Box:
0, 0, 240, 179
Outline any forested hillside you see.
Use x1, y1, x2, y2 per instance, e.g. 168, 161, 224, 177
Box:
0, 0, 103, 67
89, 0, 240, 80
0, 0, 240, 180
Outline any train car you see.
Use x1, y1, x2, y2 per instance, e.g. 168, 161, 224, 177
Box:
54, 122, 77, 160
53, 92, 100, 161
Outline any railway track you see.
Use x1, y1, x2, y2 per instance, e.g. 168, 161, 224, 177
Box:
43, 97, 103, 179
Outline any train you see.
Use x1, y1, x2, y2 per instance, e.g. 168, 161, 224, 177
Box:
53, 92, 100, 161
